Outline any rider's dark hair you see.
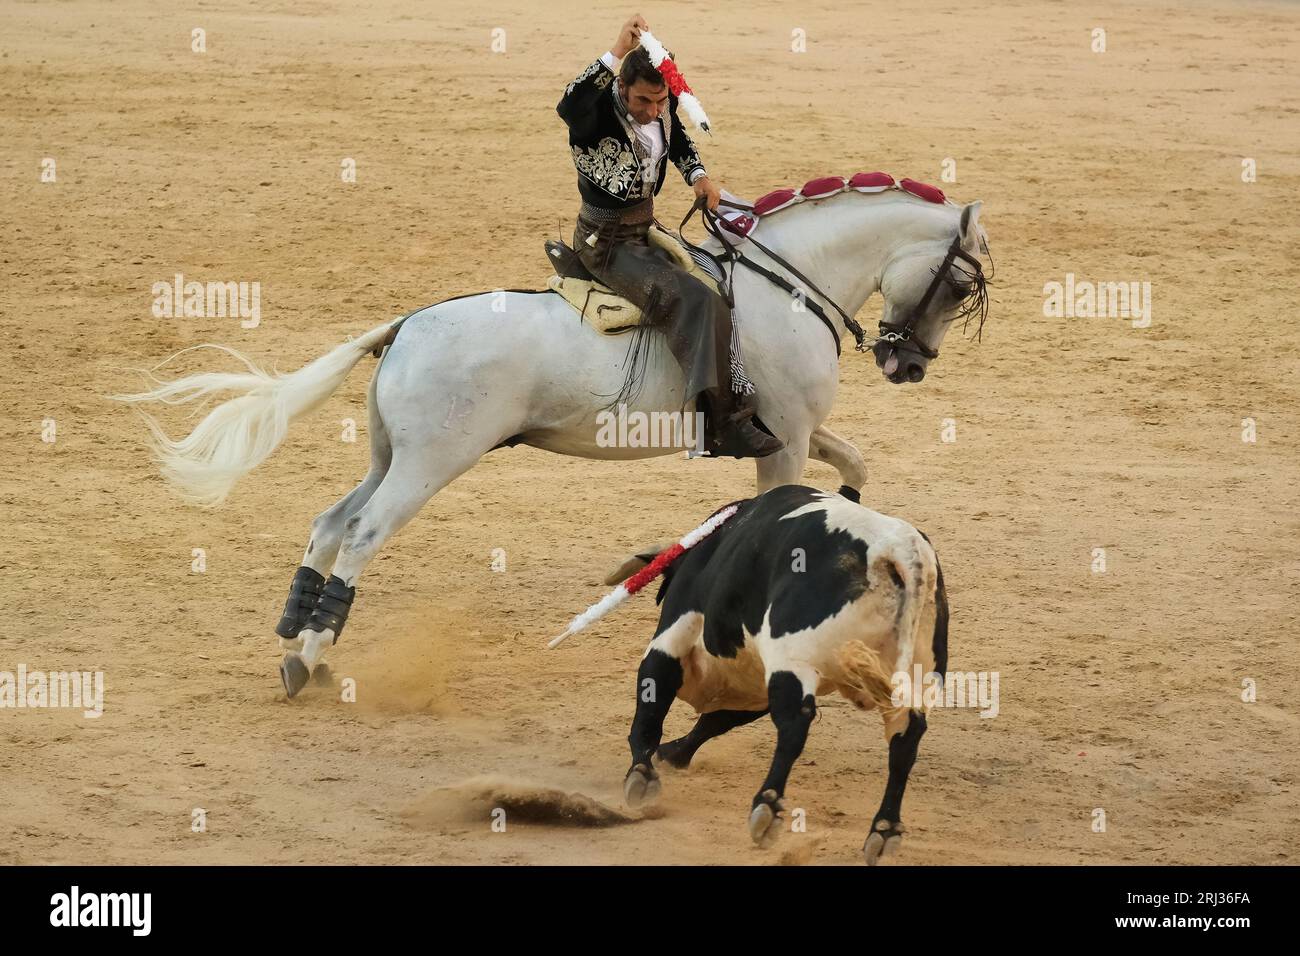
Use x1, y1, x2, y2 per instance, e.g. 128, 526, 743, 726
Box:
619, 46, 668, 90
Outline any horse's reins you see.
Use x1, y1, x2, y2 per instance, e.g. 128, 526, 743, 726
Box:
676, 197, 865, 356
675, 196, 987, 363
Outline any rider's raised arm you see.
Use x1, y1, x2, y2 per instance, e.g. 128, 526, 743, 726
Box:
668, 95, 707, 186
556, 52, 617, 137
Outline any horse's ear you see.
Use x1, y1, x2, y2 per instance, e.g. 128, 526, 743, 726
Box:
959, 200, 984, 252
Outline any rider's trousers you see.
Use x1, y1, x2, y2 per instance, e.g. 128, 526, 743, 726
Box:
573, 211, 735, 410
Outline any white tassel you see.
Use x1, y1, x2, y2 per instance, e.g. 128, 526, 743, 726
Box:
675, 92, 711, 134
637, 29, 671, 66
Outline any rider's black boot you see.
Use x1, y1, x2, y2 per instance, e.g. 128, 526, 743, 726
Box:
704, 388, 784, 459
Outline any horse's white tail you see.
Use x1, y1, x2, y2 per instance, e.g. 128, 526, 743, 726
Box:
114, 321, 397, 508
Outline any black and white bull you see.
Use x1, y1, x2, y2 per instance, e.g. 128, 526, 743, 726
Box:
615, 484, 948, 864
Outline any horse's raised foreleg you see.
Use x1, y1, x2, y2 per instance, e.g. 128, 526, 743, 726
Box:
808, 425, 866, 503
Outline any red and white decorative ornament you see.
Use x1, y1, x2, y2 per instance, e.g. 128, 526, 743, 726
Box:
548, 503, 740, 648
717, 171, 948, 239
637, 30, 711, 133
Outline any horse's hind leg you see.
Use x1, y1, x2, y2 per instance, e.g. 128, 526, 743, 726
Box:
275, 467, 387, 650
275, 379, 393, 652
278, 426, 491, 697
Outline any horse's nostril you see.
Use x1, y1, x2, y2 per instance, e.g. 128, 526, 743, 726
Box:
906, 363, 925, 383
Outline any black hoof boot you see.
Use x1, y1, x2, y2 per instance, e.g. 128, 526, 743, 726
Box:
275, 567, 326, 639
303, 575, 356, 645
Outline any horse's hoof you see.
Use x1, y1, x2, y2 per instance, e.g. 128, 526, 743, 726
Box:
748, 789, 782, 846
863, 820, 904, 865
278, 635, 304, 653
623, 764, 660, 808
280, 653, 311, 699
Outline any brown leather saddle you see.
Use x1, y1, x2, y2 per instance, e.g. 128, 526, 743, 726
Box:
542, 231, 722, 335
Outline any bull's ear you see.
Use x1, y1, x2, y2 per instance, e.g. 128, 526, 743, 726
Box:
602, 545, 668, 586
959, 200, 984, 252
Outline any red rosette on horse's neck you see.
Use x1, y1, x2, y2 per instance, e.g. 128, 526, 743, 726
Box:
636, 29, 710, 133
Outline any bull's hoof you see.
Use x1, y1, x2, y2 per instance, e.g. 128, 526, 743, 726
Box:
623, 763, 661, 808
863, 819, 905, 865
280, 653, 311, 699
748, 789, 783, 846
653, 737, 694, 770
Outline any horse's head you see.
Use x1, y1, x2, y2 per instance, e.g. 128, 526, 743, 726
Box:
872, 201, 989, 384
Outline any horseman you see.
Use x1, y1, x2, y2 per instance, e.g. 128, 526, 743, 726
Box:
556, 13, 783, 459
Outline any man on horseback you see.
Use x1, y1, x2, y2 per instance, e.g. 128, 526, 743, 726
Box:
556, 13, 783, 458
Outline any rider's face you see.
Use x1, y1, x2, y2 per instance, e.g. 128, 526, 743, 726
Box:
619, 78, 668, 124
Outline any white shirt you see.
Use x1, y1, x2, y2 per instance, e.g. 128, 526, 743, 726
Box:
602, 51, 706, 187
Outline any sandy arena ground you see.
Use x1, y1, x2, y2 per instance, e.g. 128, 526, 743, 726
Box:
2, 0, 1298, 865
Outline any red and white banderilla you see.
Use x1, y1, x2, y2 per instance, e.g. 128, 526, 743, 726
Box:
548, 503, 740, 648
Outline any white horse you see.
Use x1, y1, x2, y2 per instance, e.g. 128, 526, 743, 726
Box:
116, 187, 989, 696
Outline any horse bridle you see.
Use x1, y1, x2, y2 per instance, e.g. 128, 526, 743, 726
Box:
678, 197, 983, 361
877, 235, 985, 361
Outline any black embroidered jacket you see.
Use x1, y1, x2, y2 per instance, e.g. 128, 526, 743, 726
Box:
557, 56, 707, 210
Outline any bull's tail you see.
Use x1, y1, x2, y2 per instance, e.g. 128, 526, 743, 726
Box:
869, 534, 939, 682
113, 321, 398, 508
858, 535, 939, 738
